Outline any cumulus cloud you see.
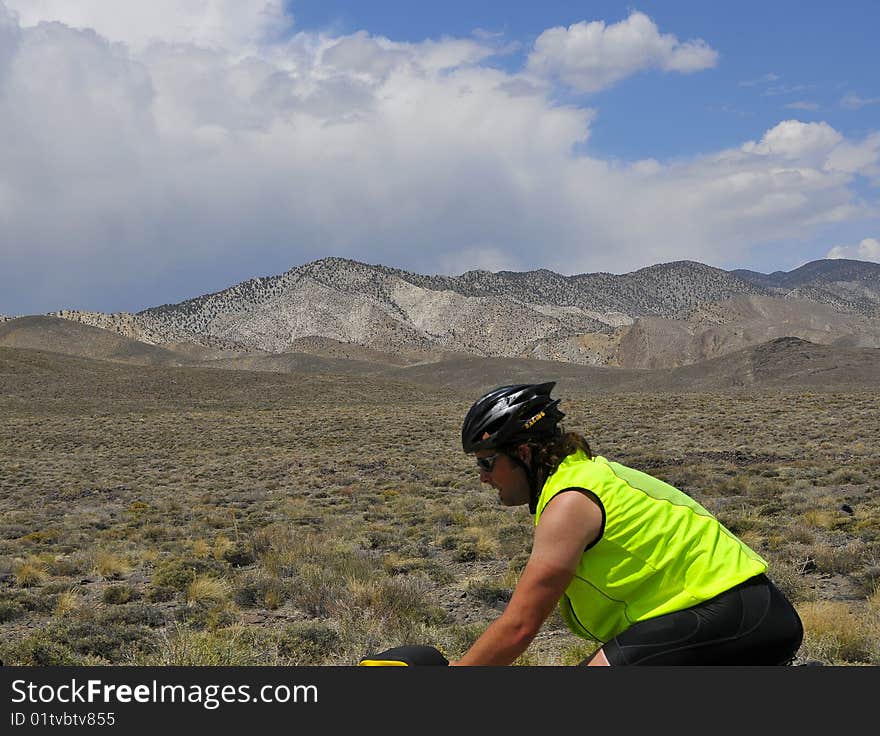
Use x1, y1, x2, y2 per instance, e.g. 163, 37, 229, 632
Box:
827, 238, 880, 262
740, 120, 847, 168
526, 11, 718, 93
0, 3, 877, 315
3, 0, 292, 53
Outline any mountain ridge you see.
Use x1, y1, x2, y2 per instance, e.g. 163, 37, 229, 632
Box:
11, 256, 880, 369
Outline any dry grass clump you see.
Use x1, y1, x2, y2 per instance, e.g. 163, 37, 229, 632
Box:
186, 575, 232, 607
190, 539, 212, 558
797, 600, 880, 665
91, 550, 132, 580
54, 588, 85, 617
799, 509, 839, 530
14, 557, 48, 587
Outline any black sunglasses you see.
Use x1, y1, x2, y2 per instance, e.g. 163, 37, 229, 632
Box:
475, 453, 500, 472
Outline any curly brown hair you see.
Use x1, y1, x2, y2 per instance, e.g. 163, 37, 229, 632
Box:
525, 430, 593, 481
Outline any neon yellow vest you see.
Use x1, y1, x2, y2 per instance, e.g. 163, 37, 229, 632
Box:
535, 450, 768, 643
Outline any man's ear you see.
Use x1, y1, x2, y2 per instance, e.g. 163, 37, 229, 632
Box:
516, 444, 532, 464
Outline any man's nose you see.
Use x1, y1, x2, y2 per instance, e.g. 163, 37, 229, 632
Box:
478, 469, 492, 483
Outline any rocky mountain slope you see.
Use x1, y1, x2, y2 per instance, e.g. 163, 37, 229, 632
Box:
21, 256, 880, 369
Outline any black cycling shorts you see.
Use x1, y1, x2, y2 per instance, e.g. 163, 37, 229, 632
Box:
581, 574, 803, 666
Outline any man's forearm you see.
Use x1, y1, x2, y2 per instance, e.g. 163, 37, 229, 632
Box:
451, 614, 539, 666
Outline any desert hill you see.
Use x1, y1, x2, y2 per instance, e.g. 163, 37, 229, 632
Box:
616, 294, 880, 369
11, 256, 878, 370
2, 330, 878, 399
0, 316, 193, 367
385, 336, 880, 395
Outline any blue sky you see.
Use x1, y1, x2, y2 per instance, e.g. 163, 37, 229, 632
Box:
0, 0, 878, 314
290, 1, 878, 158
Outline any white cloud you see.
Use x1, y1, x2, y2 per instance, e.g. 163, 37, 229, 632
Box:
786, 101, 819, 111
526, 11, 718, 93
824, 132, 880, 182
841, 93, 880, 110
738, 73, 780, 88
827, 238, 880, 262
3, 0, 293, 53
0, 3, 877, 315
741, 120, 842, 161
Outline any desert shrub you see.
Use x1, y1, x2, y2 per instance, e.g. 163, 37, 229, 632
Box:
277, 621, 340, 663
190, 539, 212, 558
60, 618, 157, 662
363, 527, 396, 551
142, 525, 171, 541
98, 603, 166, 628
340, 573, 445, 630
800, 509, 846, 531
382, 554, 431, 575
233, 570, 286, 609
0, 599, 25, 623
46, 555, 87, 576
176, 603, 237, 631
19, 528, 62, 545
853, 563, 880, 598
820, 468, 869, 486
437, 533, 461, 550
465, 578, 513, 608
474, 535, 501, 559
765, 560, 814, 603
152, 556, 226, 591
2, 589, 54, 614
452, 542, 477, 562
286, 563, 346, 618
102, 584, 136, 605
496, 523, 531, 548
1, 631, 80, 665
146, 585, 177, 603
177, 575, 236, 630
133, 624, 273, 666
222, 542, 256, 567
812, 543, 865, 575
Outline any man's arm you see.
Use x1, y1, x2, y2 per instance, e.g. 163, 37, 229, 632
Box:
450, 490, 603, 666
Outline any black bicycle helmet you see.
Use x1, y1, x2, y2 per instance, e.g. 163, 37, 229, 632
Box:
461, 381, 565, 453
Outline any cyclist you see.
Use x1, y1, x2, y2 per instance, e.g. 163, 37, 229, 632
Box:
450, 381, 804, 666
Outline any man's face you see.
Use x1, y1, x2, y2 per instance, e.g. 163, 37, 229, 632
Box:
474, 447, 531, 507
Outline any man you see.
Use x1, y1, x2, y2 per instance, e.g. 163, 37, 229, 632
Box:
450, 382, 803, 666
